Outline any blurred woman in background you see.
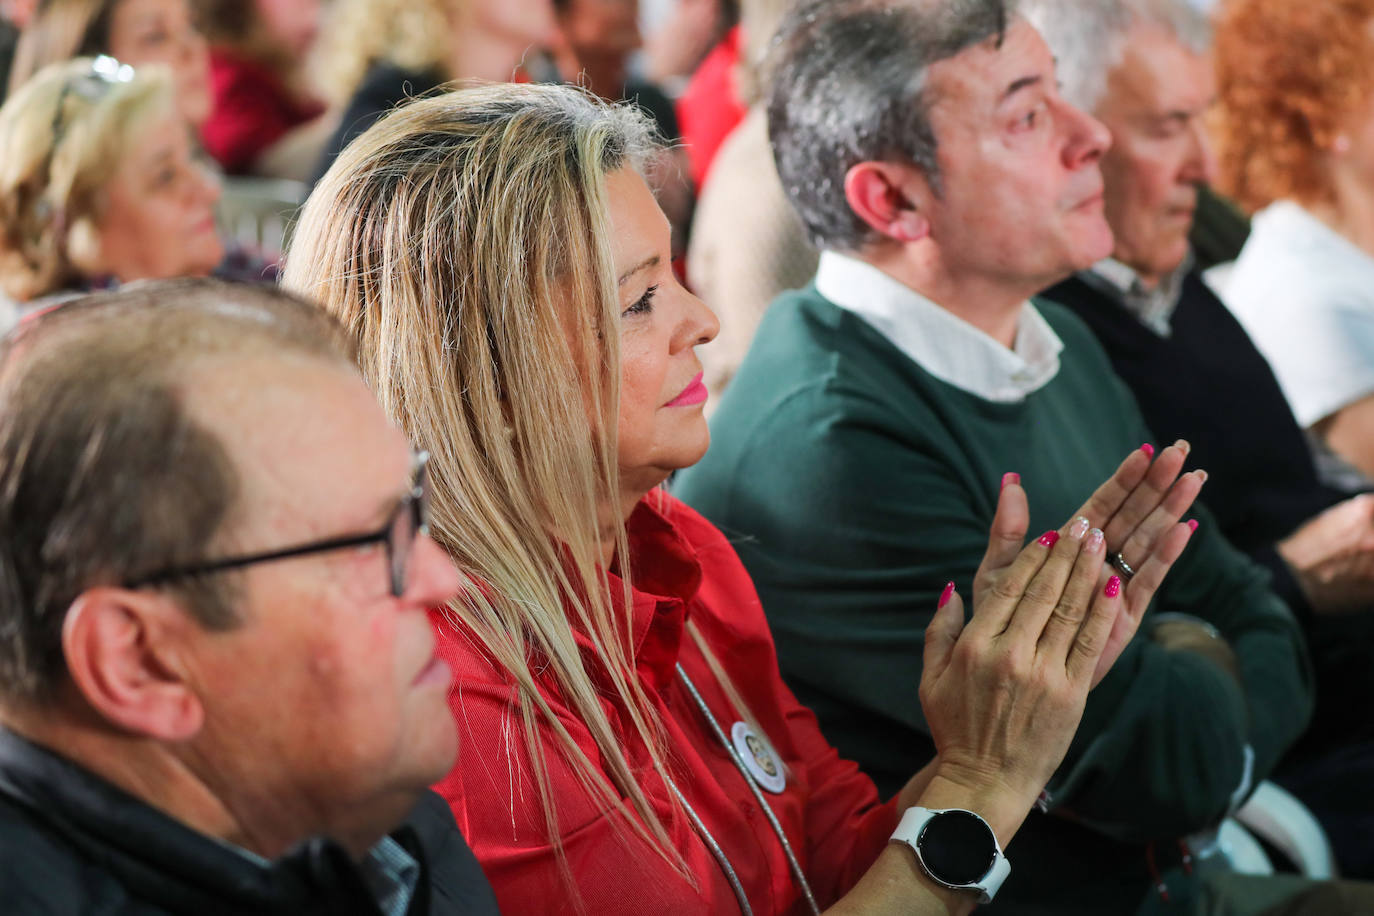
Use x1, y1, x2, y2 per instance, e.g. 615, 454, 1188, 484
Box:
0, 56, 220, 312
310, 0, 554, 183
1217, 0, 1374, 481
192, 0, 329, 179
8, 0, 211, 127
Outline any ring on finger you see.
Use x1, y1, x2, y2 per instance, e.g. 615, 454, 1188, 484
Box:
1110, 552, 1136, 581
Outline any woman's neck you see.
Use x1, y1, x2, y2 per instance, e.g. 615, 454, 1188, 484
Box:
1310, 171, 1374, 260
598, 472, 664, 565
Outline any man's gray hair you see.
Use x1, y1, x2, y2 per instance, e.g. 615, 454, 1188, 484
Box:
1020, 0, 1211, 113
766, 0, 1015, 252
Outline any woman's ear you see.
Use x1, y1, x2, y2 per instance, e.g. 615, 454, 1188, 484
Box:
61, 588, 205, 741
64, 215, 106, 278
843, 160, 933, 244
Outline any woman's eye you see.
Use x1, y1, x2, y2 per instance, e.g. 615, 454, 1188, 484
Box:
622, 284, 658, 317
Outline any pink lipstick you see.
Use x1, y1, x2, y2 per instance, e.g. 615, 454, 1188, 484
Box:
666, 372, 708, 407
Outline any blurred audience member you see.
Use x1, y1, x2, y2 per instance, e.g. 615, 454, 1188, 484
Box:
676, 0, 1315, 911
640, 0, 728, 92
674, 21, 742, 188
1028, 0, 1374, 877
0, 279, 499, 915
0, 0, 37, 98
193, 0, 330, 179
549, 0, 692, 257
288, 82, 1190, 915
311, 0, 555, 185
8, 0, 211, 128
1216, 0, 1374, 480
0, 57, 221, 313
687, 0, 813, 407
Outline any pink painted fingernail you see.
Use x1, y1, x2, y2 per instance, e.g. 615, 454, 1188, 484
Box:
1038, 530, 1060, 548
1001, 472, 1020, 490
1141, 443, 1155, 459
938, 582, 955, 609
1105, 575, 1122, 598
1187, 518, 1199, 532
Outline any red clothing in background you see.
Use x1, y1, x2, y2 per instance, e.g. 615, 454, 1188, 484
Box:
431, 492, 898, 914
677, 26, 747, 189
201, 49, 324, 174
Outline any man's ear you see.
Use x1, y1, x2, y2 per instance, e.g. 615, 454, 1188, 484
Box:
61, 588, 204, 742
843, 160, 933, 244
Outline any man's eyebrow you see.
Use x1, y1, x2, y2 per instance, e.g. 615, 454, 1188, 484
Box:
1000, 74, 1043, 105
618, 255, 659, 286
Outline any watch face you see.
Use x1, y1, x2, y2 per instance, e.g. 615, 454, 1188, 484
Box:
917, 810, 997, 887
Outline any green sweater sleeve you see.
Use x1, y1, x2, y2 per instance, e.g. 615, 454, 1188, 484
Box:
676, 293, 1313, 844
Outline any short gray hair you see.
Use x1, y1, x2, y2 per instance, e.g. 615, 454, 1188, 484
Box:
1021, 0, 1211, 113
766, 0, 1016, 252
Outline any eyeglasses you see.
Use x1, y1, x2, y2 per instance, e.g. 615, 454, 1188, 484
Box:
128, 451, 432, 598
51, 55, 136, 143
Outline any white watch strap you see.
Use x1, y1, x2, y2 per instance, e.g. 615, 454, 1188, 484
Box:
891, 806, 1011, 904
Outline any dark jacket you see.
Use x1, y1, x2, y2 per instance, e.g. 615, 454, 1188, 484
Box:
0, 728, 500, 915
311, 64, 445, 188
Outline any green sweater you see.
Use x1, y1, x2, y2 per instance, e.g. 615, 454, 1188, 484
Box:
674, 286, 1313, 914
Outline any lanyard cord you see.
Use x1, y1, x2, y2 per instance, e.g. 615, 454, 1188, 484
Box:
666, 773, 755, 916
675, 663, 822, 916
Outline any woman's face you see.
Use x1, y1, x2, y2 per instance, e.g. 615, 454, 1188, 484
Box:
254, 0, 321, 59
470, 0, 556, 50
93, 111, 223, 283
107, 0, 212, 127
603, 167, 719, 485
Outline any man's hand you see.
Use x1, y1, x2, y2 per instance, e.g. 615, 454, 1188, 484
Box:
1278, 493, 1374, 613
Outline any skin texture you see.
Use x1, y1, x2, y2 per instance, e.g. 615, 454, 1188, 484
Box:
156, 356, 464, 858
605, 167, 718, 517
844, 18, 1113, 346
556, 0, 640, 94
1093, 23, 1216, 288
106, 0, 213, 127
254, 0, 322, 59
92, 111, 223, 283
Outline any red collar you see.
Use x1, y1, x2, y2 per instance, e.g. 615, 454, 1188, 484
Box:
607, 494, 704, 691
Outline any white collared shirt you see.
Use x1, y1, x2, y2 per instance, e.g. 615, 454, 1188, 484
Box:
814, 250, 1063, 403
1084, 255, 1192, 338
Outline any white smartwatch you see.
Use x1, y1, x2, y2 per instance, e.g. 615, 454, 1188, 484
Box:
890, 806, 1011, 904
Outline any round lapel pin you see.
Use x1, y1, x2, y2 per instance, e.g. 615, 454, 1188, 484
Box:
731, 721, 786, 794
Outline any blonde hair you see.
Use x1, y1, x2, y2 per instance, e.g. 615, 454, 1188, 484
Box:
285, 82, 697, 891
314, 0, 460, 107
0, 56, 175, 301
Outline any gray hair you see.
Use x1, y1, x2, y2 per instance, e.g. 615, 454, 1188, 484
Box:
766, 0, 1015, 252
1021, 0, 1211, 113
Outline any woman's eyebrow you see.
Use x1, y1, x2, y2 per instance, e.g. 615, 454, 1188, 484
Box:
617, 254, 659, 286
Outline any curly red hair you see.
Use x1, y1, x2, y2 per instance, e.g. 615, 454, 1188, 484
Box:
1214, 0, 1374, 214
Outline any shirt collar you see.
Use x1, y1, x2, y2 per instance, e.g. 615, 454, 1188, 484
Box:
1082, 253, 1193, 338
359, 836, 421, 916
605, 493, 703, 690
814, 250, 1063, 402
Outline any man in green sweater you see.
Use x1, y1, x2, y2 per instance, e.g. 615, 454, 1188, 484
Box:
674, 1, 1315, 912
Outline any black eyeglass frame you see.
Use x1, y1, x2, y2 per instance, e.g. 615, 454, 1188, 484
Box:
127, 451, 431, 598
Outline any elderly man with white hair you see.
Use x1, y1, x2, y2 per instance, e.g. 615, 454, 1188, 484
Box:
1029, 0, 1374, 880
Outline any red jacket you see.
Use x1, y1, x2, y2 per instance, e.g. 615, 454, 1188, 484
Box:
201, 49, 324, 174
431, 492, 898, 914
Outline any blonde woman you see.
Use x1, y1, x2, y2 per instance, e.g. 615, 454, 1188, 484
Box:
0, 56, 220, 310
285, 84, 1200, 915
309, 0, 553, 184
